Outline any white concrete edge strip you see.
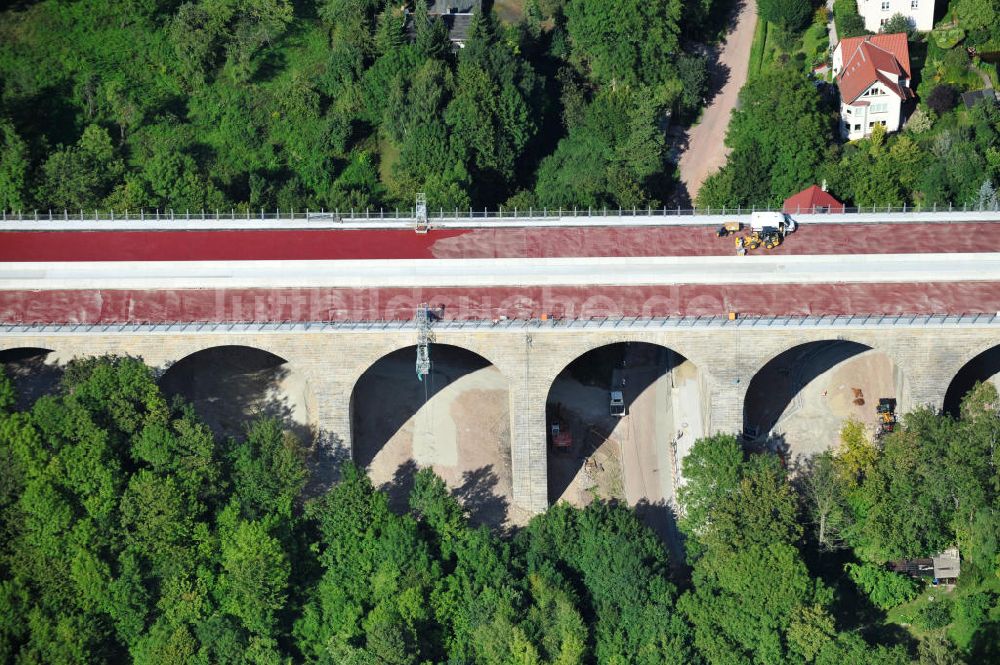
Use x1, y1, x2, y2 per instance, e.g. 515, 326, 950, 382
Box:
2, 253, 999, 290
1, 210, 1000, 231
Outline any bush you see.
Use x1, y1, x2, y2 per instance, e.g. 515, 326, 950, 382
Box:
915, 597, 953, 630
942, 46, 970, 72
933, 28, 966, 50
927, 84, 958, 116
906, 106, 934, 133
845, 563, 921, 610
953, 592, 994, 637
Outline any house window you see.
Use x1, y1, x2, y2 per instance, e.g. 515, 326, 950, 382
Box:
854, 124, 862, 131
881, 1, 890, 10
911, 0, 918, 7
872, 103, 888, 113
869, 122, 875, 128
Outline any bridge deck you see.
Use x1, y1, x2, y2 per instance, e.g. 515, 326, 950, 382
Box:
3, 215, 1000, 324
2, 281, 998, 324
2, 221, 1000, 261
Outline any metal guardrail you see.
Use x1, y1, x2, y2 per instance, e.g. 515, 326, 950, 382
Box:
1, 203, 999, 222
2, 313, 998, 335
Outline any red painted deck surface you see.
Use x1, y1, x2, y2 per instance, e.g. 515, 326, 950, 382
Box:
3, 221, 1000, 261
2, 282, 997, 324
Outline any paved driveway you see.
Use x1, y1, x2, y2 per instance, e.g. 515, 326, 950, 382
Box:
677, 1, 758, 203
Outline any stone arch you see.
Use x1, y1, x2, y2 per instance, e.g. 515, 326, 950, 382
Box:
541, 333, 718, 387
544, 339, 707, 543
742, 339, 910, 456
943, 342, 1000, 417
158, 345, 317, 444
349, 342, 516, 527
0, 347, 61, 409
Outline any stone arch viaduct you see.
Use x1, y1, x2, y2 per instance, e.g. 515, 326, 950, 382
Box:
4, 210, 1000, 515
4, 318, 997, 514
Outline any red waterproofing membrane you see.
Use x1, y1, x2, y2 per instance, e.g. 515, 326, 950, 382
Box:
3, 221, 1000, 261
2, 282, 998, 324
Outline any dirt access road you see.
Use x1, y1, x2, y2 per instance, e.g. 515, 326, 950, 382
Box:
677, 1, 758, 203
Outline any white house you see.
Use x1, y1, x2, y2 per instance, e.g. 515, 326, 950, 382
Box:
832, 33, 913, 140
857, 0, 936, 32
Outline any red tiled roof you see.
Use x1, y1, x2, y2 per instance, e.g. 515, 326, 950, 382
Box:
782, 185, 846, 214
837, 33, 912, 103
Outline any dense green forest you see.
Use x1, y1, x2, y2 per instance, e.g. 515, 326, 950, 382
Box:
0, 0, 729, 213
1, 355, 998, 663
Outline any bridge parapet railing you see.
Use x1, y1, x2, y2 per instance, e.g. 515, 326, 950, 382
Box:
3, 204, 1000, 224
3, 313, 998, 335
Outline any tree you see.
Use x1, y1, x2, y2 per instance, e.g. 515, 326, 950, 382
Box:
927, 84, 958, 116
37, 125, 125, 210
679, 448, 830, 664
955, 0, 998, 32
225, 0, 294, 80
800, 453, 849, 550
697, 67, 832, 207
757, 0, 812, 31
976, 180, 999, 210
918, 636, 968, 665
677, 54, 709, 116
443, 11, 542, 205
218, 515, 290, 636
906, 106, 934, 134
535, 86, 671, 208
0, 119, 28, 211
677, 434, 744, 552
880, 13, 913, 36
411, 1, 449, 60
844, 563, 919, 610
229, 417, 307, 520
517, 500, 695, 663
564, 0, 683, 88
839, 12, 868, 39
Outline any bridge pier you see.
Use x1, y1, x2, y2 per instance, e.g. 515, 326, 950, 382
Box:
509, 378, 550, 514
309, 373, 355, 473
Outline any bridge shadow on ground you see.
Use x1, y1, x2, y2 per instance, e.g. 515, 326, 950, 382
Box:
944, 345, 1000, 417
354, 345, 514, 530
547, 343, 686, 506
633, 498, 690, 578
157, 345, 328, 492
0, 348, 63, 411
350, 346, 491, 471
742, 341, 872, 439
380, 459, 512, 532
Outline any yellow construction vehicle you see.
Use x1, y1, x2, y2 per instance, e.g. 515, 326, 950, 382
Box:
716, 221, 742, 237
762, 230, 783, 249
736, 232, 762, 251
735, 213, 798, 254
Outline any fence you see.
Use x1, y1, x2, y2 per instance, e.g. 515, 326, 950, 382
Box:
3, 313, 997, 336
1, 202, 999, 223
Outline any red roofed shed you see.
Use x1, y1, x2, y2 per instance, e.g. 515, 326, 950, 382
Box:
783, 185, 845, 214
